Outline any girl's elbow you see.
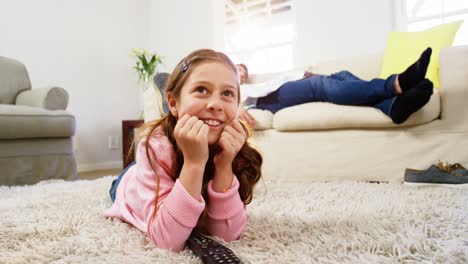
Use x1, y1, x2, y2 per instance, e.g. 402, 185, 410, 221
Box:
148, 228, 187, 252
220, 230, 243, 242
215, 224, 246, 241
209, 220, 247, 241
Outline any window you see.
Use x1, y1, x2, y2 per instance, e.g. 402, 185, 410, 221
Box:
397, 0, 467, 45
224, 0, 295, 74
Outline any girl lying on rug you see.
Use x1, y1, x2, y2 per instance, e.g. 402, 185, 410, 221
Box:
103, 49, 263, 252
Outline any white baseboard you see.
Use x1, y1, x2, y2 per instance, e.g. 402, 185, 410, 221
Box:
77, 161, 123, 173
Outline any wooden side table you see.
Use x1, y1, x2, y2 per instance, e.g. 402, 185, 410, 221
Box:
122, 119, 144, 168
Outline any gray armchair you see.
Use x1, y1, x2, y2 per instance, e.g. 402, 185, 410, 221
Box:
0, 56, 76, 186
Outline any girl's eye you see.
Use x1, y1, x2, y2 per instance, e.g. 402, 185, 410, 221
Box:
195, 86, 208, 94
223, 90, 235, 97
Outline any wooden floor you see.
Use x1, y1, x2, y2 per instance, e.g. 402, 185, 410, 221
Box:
78, 168, 122, 180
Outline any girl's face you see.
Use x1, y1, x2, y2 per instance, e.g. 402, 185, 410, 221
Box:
168, 61, 239, 145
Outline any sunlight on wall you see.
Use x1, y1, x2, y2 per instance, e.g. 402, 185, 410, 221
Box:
405, 0, 467, 45
224, 0, 295, 74
226, 22, 295, 74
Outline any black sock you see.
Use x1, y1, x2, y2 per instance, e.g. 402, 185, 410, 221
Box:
398, 47, 432, 92
390, 79, 433, 124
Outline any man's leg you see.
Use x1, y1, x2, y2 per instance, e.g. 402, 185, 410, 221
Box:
275, 77, 326, 110
258, 73, 397, 112
328, 70, 362, 81
256, 76, 327, 113
374, 79, 433, 123
255, 90, 285, 113
319, 74, 398, 105
256, 47, 431, 114
398, 47, 432, 92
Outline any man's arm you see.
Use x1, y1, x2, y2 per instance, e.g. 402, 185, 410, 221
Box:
237, 107, 255, 127
302, 71, 323, 79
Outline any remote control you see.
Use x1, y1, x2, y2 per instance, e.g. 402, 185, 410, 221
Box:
187, 231, 243, 264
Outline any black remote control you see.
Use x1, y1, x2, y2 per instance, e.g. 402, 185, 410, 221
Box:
187, 231, 243, 264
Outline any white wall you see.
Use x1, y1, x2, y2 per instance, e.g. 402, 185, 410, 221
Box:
149, 0, 224, 72
293, 0, 394, 68
0, 0, 150, 171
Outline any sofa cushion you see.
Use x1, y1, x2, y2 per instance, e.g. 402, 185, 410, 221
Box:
0, 105, 75, 139
272, 90, 440, 131
248, 109, 274, 130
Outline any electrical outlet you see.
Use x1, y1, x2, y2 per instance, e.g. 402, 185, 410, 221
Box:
108, 136, 120, 149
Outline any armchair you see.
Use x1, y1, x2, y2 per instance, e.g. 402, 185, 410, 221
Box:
0, 56, 76, 186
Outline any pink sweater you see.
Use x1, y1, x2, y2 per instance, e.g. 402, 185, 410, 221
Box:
103, 129, 247, 252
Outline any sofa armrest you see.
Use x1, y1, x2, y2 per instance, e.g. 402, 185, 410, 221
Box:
15, 86, 69, 110
437, 45, 468, 131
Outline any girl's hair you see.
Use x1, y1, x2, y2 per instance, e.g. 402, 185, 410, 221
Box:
135, 49, 263, 229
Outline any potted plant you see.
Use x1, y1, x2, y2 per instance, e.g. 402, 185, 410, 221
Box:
131, 49, 164, 121
132, 49, 163, 87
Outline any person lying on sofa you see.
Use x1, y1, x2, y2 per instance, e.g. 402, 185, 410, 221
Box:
237, 47, 433, 126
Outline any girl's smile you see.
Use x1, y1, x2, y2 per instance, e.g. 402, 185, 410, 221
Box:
200, 118, 224, 128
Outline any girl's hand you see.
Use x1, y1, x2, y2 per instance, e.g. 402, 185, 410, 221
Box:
174, 114, 209, 165
214, 119, 247, 168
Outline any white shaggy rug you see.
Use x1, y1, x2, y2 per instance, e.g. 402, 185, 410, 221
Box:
1, 177, 467, 264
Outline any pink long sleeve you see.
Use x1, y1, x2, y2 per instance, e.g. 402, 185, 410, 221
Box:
103, 130, 248, 252
205, 178, 247, 241
103, 132, 205, 252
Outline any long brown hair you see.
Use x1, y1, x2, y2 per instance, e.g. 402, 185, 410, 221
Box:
136, 49, 263, 229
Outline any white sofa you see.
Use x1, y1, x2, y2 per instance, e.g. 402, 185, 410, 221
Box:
145, 46, 468, 183
246, 46, 468, 182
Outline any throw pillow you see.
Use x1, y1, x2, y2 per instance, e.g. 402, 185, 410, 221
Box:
379, 20, 463, 88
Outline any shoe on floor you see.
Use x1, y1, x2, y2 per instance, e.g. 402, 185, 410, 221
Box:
404, 161, 468, 187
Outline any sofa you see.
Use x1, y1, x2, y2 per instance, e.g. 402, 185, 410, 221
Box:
0, 56, 76, 186
247, 45, 468, 183
145, 46, 468, 183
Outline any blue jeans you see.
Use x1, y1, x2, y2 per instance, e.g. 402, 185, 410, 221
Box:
256, 71, 397, 116
109, 161, 135, 203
